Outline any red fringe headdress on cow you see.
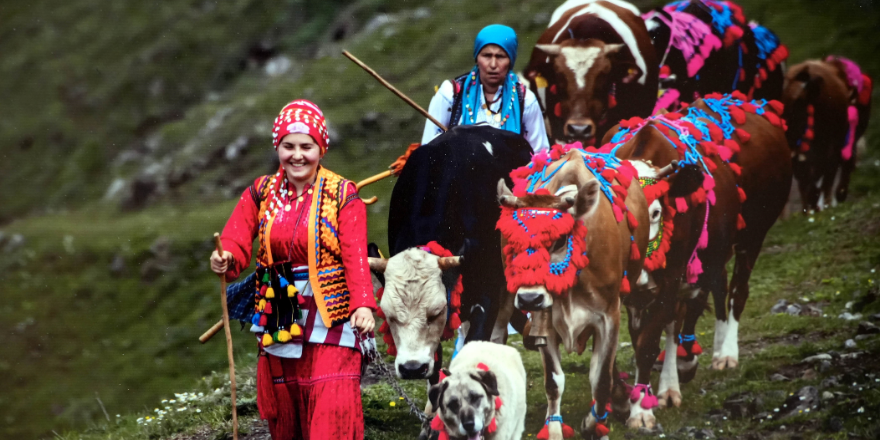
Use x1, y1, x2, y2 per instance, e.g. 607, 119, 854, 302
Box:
499, 143, 641, 297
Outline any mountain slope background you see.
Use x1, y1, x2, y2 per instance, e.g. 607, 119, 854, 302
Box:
0, 0, 878, 439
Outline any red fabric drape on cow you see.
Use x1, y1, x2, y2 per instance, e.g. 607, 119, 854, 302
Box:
263, 344, 364, 440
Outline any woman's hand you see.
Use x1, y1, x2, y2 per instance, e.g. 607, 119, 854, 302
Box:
210, 250, 234, 275
350, 307, 375, 335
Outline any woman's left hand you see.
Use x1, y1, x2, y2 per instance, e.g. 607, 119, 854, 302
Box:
350, 307, 375, 335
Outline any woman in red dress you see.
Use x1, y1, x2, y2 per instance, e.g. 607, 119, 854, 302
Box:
210, 99, 376, 439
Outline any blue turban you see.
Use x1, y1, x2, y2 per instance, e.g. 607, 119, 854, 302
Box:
473, 24, 518, 68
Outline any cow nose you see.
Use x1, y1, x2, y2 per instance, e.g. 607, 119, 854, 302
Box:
398, 361, 429, 379
517, 292, 545, 310
565, 122, 595, 138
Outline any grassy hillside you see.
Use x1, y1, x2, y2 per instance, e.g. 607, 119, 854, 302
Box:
1, 0, 878, 438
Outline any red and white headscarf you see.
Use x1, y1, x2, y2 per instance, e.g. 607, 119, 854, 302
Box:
272, 99, 329, 154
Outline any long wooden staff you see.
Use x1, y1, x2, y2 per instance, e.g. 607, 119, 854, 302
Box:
213, 233, 239, 440
342, 50, 447, 132
343, 50, 447, 204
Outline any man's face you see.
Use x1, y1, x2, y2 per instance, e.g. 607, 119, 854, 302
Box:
476, 44, 510, 90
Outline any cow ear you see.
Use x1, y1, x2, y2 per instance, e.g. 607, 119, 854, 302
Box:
497, 179, 518, 208
535, 44, 561, 55
471, 370, 500, 396
574, 179, 601, 218
428, 380, 449, 411
368, 257, 388, 273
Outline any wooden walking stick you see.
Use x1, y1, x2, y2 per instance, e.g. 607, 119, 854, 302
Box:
342, 50, 448, 132
213, 232, 239, 440
342, 50, 448, 204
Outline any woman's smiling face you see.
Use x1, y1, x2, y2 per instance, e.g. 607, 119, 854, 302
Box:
277, 133, 322, 186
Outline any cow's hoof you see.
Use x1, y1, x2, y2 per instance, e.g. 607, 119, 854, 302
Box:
657, 389, 682, 409
626, 412, 657, 429
711, 356, 738, 370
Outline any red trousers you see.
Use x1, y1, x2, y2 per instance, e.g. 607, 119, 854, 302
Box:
257, 344, 364, 440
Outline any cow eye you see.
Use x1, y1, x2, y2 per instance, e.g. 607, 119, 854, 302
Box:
428, 309, 444, 321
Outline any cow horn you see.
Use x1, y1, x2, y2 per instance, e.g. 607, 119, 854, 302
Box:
560, 195, 576, 210
368, 257, 388, 273
497, 179, 518, 208
603, 43, 625, 54
656, 160, 679, 179
437, 256, 462, 271
535, 44, 561, 55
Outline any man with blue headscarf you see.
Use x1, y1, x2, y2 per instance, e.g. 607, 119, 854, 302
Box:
421, 24, 549, 153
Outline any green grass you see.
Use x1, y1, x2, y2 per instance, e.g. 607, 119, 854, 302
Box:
2, 0, 880, 438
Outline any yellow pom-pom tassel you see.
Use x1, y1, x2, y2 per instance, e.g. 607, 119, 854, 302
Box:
290, 323, 303, 337
277, 329, 292, 343
287, 284, 298, 298
258, 299, 267, 312
261, 333, 274, 346
265, 287, 275, 299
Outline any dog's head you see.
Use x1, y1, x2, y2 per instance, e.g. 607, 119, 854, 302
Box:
428, 368, 499, 440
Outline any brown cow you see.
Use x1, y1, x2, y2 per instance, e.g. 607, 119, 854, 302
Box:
782, 57, 873, 212
496, 144, 648, 439
523, 0, 658, 146
600, 92, 791, 427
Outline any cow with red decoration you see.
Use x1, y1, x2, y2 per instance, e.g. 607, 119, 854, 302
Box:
782, 56, 873, 212
496, 142, 649, 439
367, 125, 533, 392
599, 91, 791, 428
644, 0, 789, 113
523, 0, 659, 146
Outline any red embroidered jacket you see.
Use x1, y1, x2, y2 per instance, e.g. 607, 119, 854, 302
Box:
220, 176, 377, 315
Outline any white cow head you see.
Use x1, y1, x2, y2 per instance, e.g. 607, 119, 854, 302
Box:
369, 248, 461, 379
